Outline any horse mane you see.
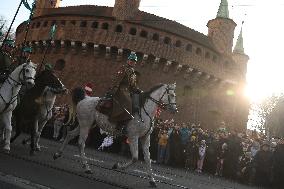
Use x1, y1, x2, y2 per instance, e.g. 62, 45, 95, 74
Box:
144, 84, 164, 96
140, 84, 164, 106
72, 87, 86, 105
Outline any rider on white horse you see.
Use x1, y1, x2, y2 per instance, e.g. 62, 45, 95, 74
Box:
98, 52, 142, 134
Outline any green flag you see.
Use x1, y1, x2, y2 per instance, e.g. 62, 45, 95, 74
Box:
22, 0, 32, 11
49, 24, 57, 39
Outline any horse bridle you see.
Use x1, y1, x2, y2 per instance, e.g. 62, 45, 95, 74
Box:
0, 64, 36, 114
148, 84, 176, 110
7, 64, 36, 86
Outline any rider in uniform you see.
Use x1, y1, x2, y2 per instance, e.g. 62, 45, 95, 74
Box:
107, 52, 142, 133
16, 46, 32, 65
0, 39, 16, 81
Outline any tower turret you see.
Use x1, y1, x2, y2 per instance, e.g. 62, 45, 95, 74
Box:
34, 0, 61, 17
207, 0, 236, 55
112, 0, 141, 20
232, 25, 249, 79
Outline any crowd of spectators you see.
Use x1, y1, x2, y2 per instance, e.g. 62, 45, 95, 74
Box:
149, 118, 284, 188
48, 105, 284, 189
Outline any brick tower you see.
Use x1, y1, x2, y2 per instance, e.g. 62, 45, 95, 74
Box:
34, 0, 61, 17
207, 0, 236, 55
112, 0, 141, 20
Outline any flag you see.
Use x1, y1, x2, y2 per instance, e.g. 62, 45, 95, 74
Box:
22, 0, 32, 11
49, 24, 57, 39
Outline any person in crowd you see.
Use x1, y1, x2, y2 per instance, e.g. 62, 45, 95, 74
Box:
157, 129, 168, 164
53, 107, 65, 140
250, 138, 260, 158
215, 142, 228, 176
238, 151, 253, 184
223, 130, 242, 180
196, 140, 207, 173
180, 122, 189, 165
253, 141, 273, 187
272, 138, 284, 188
84, 82, 94, 97
185, 135, 199, 170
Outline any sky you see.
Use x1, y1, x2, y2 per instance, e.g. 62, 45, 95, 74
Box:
1, 0, 284, 103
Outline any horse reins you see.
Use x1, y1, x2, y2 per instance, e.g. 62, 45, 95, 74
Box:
0, 64, 36, 114
142, 85, 176, 136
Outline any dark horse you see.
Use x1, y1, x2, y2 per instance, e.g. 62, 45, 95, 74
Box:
11, 69, 67, 155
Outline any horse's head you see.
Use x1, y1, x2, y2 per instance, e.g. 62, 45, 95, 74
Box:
161, 83, 178, 113
19, 62, 37, 89
41, 70, 67, 94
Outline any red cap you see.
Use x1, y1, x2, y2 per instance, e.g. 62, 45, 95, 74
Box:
84, 83, 93, 96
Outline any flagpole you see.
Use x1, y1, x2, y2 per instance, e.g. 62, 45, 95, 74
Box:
0, 0, 23, 50
38, 24, 57, 72
21, 2, 36, 57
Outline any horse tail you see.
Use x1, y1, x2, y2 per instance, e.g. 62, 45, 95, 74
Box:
71, 87, 86, 105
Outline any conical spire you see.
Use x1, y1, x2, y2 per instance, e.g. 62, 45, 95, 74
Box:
234, 23, 245, 54
217, 0, 229, 18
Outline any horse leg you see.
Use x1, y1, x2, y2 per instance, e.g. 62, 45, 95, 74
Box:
34, 120, 48, 151
78, 126, 92, 174
10, 115, 22, 144
53, 126, 80, 160
2, 112, 13, 153
141, 134, 157, 187
30, 119, 38, 156
112, 136, 139, 170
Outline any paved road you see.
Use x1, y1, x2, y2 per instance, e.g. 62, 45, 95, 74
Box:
0, 134, 258, 189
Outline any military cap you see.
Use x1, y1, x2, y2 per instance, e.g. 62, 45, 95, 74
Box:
128, 52, 138, 62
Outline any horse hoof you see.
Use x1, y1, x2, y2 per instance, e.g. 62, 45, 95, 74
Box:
112, 163, 118, 170
84, 169, 93, 174
149, 181, 157, 188
53, 152, 61, 160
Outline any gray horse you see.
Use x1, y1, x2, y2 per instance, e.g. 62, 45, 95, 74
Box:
0, 62, 37, 153
53, 83, 177, 187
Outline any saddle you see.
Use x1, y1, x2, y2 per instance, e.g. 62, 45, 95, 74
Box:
96, 97, 113, 116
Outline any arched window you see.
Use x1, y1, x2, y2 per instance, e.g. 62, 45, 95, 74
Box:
152, 33, 159, 41
175, 40, 181, 47
129, 28, 137, 35
102, 22, 109, 30
36, 22, 41, 28
186, 44, 192, 52
164, 37, 171, 45
70, 20, 76, 26
80, 21, 87, 27
196, 47, 202, 55
43, 21, 48, 27
205, 52, 210, 59
140, 30, 148, 38
92, 21, 99, 29
115, 25, 123, 32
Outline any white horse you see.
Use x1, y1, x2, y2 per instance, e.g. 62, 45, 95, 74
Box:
53, 83, 177, 187
0, 62, 37, 153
